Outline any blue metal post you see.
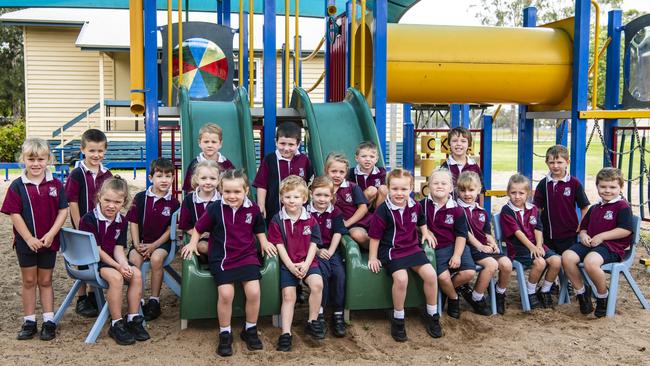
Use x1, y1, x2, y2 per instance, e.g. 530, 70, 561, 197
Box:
263, 0, 277, 154
461, 104, 470, 128
217, 0, 223, 25
403, 104, 414, 174
223, 0, 231, 27
556, 119, 569, 146
450, 104, 461, 128
570, 0, 591, 183
373, 0, 387, 158
517, 7, 536, 179
242, 11, 249, 93
603, 10, 622, 167
143, 0, 158, 180
482, 115, 493, 214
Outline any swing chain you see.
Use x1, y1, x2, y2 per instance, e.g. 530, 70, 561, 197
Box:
639, 234, 650, 257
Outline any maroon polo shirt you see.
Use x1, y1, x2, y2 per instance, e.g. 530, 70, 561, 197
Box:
421, 196, 468, 250
533, 173, 590, 240
253, 150, 312, 190
126, 188, 180, 244
579, 196, 633, 259
182, 153, 235, 193
79, 208, 128, 261
335, 180, 371, 227
1, 172, 68, 253
347, 165, 386, 191
307, 204, 348, 248
64, 162, 112, 225
178, 190, 220, 231
194, 198, 264, 271
267, 208, 322, 269
440, 156, 484, 188
499, 202, 548, 259
369, 198, 426, 261
458, 200, 491, 245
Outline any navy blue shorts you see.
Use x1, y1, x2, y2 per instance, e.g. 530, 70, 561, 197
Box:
567, 243, 620, 264
512, 246, 559, 267
16, 249, 57, 269
128, 241, 172, 257
210, 264, 261, 286
435, 245, 475, 274
381, 250, 431, 274
546, 236, 578, 254
280, 265, 321, 289
470, 247, 505, 262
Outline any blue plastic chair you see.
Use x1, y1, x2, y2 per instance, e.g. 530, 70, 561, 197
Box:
559, 216, 649, 317
140, 209, 181, 298
53, 228, 110, 344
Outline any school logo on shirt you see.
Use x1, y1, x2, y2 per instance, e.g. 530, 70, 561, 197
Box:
529, 216, 537, 225
375, 179, 381, 187
48, 186, 58, 197
345, 193, 352, 203
604, 210, 614, 220
162, 207, 171, 217
245, 213, 253, 224
303, 226, 312, 236
445, 214, 454, 225
298, 168, 305, 177
564, 187, 572, 196
411, 212, 418, 223
114, 229, 121, 240
326, 219, 332, 229
478, 213, 486, 222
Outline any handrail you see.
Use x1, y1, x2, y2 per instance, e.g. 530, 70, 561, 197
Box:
350, 0, 357, 88
167, 0, 173, 105
590, 0, 601, 110
300, 37, 325, 61
306, 71, 325, 93
52, 102, 100, 137
589, 36, 611, 77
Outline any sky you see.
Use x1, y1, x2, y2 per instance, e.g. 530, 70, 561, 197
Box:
400, 0, 650, 25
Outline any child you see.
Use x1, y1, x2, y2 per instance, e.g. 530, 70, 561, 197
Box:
499, 173, 562, 309
178, 160, 221, 257
253, 122, 313, 224
181, 170, 267, 356
534, 145, 590, 254
309, 176, 348, 337
267, 176, 324, 351
325, 153, 371, 248
421, 168, 475, 319
456, 171, 512, 315
347, 141, 388, 209
127, 158, 180, 321
65, 128, 112, 317
1, 138, 69, 341
368, 169, 442, 342
182, 123, 235, 193
440, 127, 483, 185
562, 168, 633, 317
79, 177, 150, 345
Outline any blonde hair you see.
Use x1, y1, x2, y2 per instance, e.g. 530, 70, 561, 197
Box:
386, 168, 414, 189
97, 175, 131, 208
19, 138, 53, 164
310, 175, 335, 194
324, 152, 350, 173
198, 123, 223, 142
219, 169, 250, 192
596, 167, 624, 188
429, 167, 453, 185
506, 173, 531, 194
280, 175, 309, 200
191, 160, 221, 190
457, 171, 482, 192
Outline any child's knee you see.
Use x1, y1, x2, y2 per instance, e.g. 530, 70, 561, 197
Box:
365, 186, 378, 198
547, 255, 561, 269
37, 276, 53, 288
532, 257, 546, 269
483, 258, 498, 272
150, 252, 166, 267
282, 288, 297, 303
562, 250, 579, 266
583, 254, 604, 271
218, 286, 235, 302
378, 185, 388, 196
309, 277, 324, 293
22, 275, 37, 289
392, 271, 409, 290
498, 257, 512, 272
437, 270, 451, 282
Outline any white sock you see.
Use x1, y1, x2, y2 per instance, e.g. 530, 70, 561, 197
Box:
24, 314, 36, 322
393, 309, 405, 319
111, 318, 122, 326
496, 286, 507, 294
575, 286, 586, 295
149, 296, 160, 303
596, 290, 609, 299
541, 280, 553, 293
42, 312, 54, 323
426, 304, 438, 316
220, 325, 232, 333
527, 281, 537, 295
472, 291, 484, 302
127, 313, 138, 322
334, 311, 343, 315
245, 322, 256, 330
319, 306, 324, 315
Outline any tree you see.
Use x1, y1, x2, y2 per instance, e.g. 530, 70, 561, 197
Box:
0, 7, 24, 118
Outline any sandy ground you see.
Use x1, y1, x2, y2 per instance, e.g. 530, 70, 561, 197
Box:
2, 171, 650, 365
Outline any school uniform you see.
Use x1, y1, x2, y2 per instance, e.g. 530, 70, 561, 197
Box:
499, 201, 558, 266
65, 162, 112, 228
335, 180, 371, 229
79, 208, 128, 268
569, 196, 633, 264
458, 199, 504, 261
178, 189, 221, 231
309, 204, 348, 312
1, 171, 68, 268
421, 196, 473, 274
347, 165, 386, 192
182, 152, 235, 193
369, 197, 431, 274
267, 207, 322, 288
533, 172, 590, 253
440, 156, 484, 190
126, 187, 180, 254
253, 150, 313, 224
194, 198, 265, 285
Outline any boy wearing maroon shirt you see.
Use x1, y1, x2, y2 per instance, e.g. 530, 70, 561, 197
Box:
562, 168, 633, 317
347, 141, 388, 209
182, 123, 235, 193
440, 127, 484, 198
534, 145, 590, 254
127, 158, 180, 321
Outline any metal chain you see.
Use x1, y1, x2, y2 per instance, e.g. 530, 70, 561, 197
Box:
630, 119, 650, 183
639, 235, 650, 257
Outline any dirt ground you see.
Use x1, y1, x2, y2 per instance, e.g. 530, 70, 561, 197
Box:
1, 171, 650, 366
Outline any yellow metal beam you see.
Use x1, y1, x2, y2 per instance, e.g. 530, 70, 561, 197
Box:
579, 110, 650, 119
485, 190, 508, 197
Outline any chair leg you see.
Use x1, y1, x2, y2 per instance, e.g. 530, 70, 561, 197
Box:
272, 314, 281, 328
141, 262, 150, 301
514, 263, 530, 312
54, 279, 82, 324
85, 302, 110, 344
605, 269, 621, 317
623, 269, 650, 310
163, 271, 181, 297
437, 289, 445, 316
343, 309, 350, 323
579, 268, 597, 297
489, 278, 497, 315
558, 270, 570, 305
181, 319, 188, 330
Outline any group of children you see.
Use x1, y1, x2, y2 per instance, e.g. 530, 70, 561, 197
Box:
1, 124, 635, 355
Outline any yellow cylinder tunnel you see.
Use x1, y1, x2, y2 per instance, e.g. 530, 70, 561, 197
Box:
385, 24, 573, 107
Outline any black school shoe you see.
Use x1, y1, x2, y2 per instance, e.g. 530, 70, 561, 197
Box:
317, 313, 328, 334
331, 313, 346, 338
390, 316, 407, 342
17, 320, 37, 340
144, 299, 161, 321
108, 319, 136, 345
447, 297, 461, 319
576, 287, 594, 315
423, 313, 442, 338
496, 292, 506, 315
305, 320, 325, 340
217, 331, 233, 357
473, 297, 493, 316
528, 293, 542, 310
240, 326, 263, 350
276, 333, 292, 352
76, 295, 98, 318
594, 297, 608, 318
127, 315, 150, 341
537, 290, 554, 309
40, 321, 57, 341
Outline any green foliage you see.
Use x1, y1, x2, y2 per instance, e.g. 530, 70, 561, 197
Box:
0, 120, 25, 162
0, 7, 24, 118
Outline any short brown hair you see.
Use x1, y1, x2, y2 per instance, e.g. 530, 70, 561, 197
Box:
198, 123, 223, 142
355, 141, 378, 156
279, 175, 309, 200
310, 175, 335, 194
386, 168, 414, 189
448, 127, 472, 145
545, 145, 569, 162
149, 158, 175, 175
81, 129, 108, 148
596, 167, 624, 188
457, 171, 482, 192
276, 122, 302, 143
